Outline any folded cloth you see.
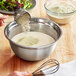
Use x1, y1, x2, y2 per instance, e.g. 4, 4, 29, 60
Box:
47, 60, 76, 76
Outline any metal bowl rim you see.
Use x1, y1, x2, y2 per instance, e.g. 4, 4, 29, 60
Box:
4, 17, 62, 49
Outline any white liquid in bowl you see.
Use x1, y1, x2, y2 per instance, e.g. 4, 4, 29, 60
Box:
46, 3, 76, 24
12, 32, 55, 47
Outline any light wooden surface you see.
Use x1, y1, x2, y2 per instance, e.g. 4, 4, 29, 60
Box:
0, 0, 76, 76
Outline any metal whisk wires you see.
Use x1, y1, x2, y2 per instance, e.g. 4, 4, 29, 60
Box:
33, 59, 59, 76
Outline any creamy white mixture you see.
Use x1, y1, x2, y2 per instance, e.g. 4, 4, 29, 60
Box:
47, 3, 76, 24
12, 32, 55, 47
16, 13, 30, 32
49, 3, 75, 13
14, 10, 55, 47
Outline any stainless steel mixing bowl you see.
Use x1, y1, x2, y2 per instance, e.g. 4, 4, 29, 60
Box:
4, 18, 62, 61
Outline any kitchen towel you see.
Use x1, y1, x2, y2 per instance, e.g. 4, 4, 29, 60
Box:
48, 60, 76, 76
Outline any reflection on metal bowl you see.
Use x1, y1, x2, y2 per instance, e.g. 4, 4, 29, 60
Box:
4, 18, 62, 61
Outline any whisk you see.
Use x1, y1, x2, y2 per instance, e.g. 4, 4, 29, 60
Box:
32, 59, 59, 76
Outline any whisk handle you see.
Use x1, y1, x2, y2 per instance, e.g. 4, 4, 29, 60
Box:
33, 70, 45, 76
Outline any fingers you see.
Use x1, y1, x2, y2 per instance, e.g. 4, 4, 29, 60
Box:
8, 71, 33, 76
